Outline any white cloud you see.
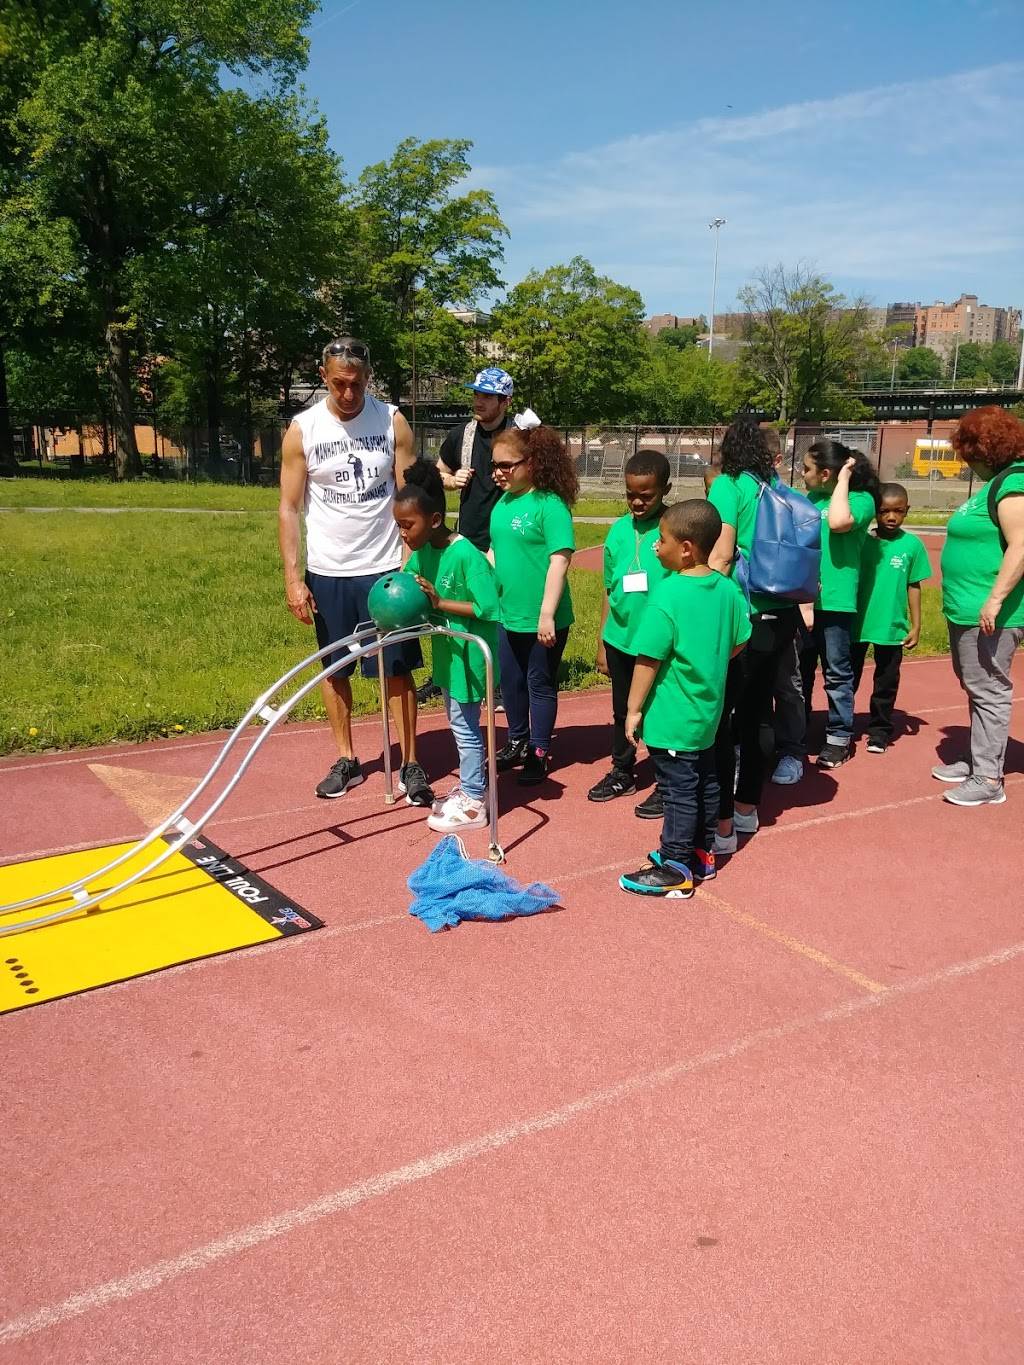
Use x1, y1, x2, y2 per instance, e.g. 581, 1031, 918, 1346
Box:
472, 63, 1024, 312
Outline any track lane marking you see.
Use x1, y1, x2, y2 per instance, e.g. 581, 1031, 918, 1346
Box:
3, 936, 1023, 1346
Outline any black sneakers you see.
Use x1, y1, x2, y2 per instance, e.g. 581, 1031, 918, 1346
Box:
315, 756, 365, 799
633, 789, 664, 820
415, 677, 443, 704
518, 747, 551, 785
588, 768, 637, 802
496, 737, 530, 772
817, 742, 852, 769
398, 761, 435, 807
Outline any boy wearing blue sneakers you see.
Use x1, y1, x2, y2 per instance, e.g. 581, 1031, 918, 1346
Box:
619, 500, 751, 898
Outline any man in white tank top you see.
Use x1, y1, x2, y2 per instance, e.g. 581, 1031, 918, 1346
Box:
278, 337, 433, 805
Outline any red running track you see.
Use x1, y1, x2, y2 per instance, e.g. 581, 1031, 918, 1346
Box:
1, 653, 1022, 1363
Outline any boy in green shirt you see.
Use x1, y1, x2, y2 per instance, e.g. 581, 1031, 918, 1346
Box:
589, 450, 673, 812
852, 483, 930, 754
619, 500, 751, 898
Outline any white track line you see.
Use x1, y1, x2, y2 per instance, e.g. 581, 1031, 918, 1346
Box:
2, 937, 1023, 1346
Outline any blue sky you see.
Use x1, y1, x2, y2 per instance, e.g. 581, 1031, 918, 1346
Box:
299, 0, 1024, 317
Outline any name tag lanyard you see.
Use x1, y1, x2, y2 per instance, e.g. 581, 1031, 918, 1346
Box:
622, 527, 649, 594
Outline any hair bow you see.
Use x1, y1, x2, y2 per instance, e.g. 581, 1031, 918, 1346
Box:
513, 408, 541, 430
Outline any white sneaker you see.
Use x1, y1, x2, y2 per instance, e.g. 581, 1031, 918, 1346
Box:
771, 755, 803, 785
427, 792, 488, 833
713, 829, 738, 856
733, 808, 759, 835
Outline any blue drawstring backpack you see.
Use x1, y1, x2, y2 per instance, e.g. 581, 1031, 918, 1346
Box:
407, 836, 560, 932
733, 472, 821, 604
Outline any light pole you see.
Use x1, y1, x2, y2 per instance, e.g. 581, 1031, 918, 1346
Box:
889, 339, 899, 391
707, 217, 726, 357
951, 305, 972, 385
1016, 314, 1024, 389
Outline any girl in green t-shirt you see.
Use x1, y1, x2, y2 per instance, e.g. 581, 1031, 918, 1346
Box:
488, 420, 578, 785
394, 460, 500, 834
802, 439, 880, 768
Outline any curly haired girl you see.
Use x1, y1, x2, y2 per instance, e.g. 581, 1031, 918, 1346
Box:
488, 418, 578, 784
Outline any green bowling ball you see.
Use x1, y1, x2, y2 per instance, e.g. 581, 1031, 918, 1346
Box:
367, 573, 431, 631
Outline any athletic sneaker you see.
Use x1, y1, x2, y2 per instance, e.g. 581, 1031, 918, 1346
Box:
943, 776, 1006, 807
733, 808, 759, 835
398, 762, 434, 808
817, 742, 851, 769
932, 759, 970, 784
315, 756, 364, 799
648, 847, 716, 882
587, 768, 637, 802
415, 677, 443, 705
713, 829, 738, 857
496, 737, 529, 772
427, 791, 487, 833
518, 747, 550, 786
634, 789, 664, 820
866, 738, 888, 754
771, 755, 803, 785
619, 859, 694, 898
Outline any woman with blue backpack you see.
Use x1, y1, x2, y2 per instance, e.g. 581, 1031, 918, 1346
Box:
707, 419, 807, 853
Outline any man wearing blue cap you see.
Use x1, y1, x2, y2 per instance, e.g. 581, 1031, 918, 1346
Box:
437, 366, 514, 553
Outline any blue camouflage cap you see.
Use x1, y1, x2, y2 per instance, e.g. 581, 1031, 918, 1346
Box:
466, 366, 514, 397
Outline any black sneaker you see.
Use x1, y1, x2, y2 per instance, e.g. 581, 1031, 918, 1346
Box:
416, 677, 443, 704
517, 747, 550, 785
634, 789, 664, 820
866, 737, 888, 754
398, 761, 434, 807
315, 756, 364, 799
587, 768, 637, 802
496, 737, 529, 772
619, 859, 694, 898
817, 741, 851, 769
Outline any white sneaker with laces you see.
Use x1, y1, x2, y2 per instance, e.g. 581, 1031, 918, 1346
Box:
714, 829, 738, 856
733, 808, 759, 835
771, 755, 803, 785
427, 792, 488, 833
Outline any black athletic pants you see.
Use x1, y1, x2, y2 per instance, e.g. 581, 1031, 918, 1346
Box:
605, 640, 638, 772
851, 642, 903, 744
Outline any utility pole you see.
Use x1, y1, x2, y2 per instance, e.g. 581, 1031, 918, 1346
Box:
707, 218, 726, 358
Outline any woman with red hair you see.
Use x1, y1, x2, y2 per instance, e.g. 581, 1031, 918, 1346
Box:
936, 405, 1024, 805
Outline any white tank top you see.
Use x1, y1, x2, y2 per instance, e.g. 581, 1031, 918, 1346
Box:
294, 395, 402, 577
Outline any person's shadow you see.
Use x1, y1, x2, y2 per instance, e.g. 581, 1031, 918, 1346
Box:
935, 723, 1024, 775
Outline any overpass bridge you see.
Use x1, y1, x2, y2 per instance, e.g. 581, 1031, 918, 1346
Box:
844, 384, 1024, 421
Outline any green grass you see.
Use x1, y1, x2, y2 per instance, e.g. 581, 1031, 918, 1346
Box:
1, 505, 949, 755
0, 477, 280, 510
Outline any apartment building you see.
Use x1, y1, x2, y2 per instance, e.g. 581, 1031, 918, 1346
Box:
913, 295, 1021, 358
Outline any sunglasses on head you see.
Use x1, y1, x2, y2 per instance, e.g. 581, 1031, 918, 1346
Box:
324, 340, 370, 363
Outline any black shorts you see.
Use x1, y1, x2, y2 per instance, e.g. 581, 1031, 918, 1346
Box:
306, 570, 424, 679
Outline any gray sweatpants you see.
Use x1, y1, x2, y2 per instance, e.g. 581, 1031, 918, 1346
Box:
948, 623, 1023, 780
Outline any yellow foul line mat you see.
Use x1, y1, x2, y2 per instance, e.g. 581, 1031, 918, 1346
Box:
0, 834, 322, 1014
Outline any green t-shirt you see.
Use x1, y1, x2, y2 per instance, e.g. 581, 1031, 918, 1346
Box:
403, 537, 499, 704
807, 488, 876, 613
633, 572, 752, 752
707, 472, 795, 616
941, 469, 1024, 628
489, 488, 575, 632
854, 530, 931, 645
601, 509, 671, 654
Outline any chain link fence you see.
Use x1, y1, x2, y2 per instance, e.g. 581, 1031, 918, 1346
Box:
4, 410, 975, 508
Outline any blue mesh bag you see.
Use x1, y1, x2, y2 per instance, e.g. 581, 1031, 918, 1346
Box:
407, 836, 560, 932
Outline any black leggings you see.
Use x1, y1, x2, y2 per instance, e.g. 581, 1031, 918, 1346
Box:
604, 640, 638, 771
498, 626, 569, 752
715, 609, 799, 820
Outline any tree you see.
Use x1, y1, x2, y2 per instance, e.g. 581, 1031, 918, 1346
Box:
139, 89, 351, 476
493, 257, 647, 425
898, 346, 943, 386
635, 341, 744, 424
6, 0, 316, 476
355, 139, 507, 403
737, 265, 873, 423
654, 321, 703, 351
984, 341, 1020, 385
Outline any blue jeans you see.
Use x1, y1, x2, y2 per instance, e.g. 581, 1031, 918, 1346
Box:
651, 747, 719, 869
444, 693, 485, 800
814, 611, 856, 745
498, 626, 569, 753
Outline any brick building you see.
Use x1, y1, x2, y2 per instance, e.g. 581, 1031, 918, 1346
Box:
913, 294, 1020, 360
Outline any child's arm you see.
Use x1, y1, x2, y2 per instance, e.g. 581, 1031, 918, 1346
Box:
538, 551, 572, 647
905, 583, 922, 649
596, 591, 610, 676
415, 576, 479, 620
709, 522, 737, 577
827, 458, 857, 533
625, 656, 659, 746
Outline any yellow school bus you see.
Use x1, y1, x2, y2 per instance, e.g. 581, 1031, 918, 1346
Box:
911, 438, 965, 479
